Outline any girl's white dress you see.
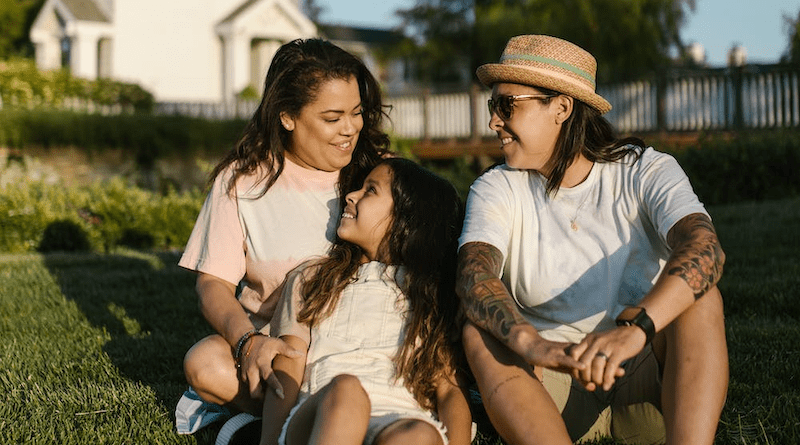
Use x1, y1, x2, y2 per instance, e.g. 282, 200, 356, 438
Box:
271, 261, 448, 445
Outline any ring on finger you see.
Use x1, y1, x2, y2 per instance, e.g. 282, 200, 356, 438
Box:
596, 352, 609, 360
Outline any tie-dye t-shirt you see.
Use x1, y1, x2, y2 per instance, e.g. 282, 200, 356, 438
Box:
179, 158, 340, 325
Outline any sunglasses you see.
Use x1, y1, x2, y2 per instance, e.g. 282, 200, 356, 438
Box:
487, 94, 554, 120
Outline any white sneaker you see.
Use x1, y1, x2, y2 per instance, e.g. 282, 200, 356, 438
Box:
215, 412, 262, 445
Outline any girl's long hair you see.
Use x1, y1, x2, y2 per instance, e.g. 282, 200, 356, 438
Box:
298, 158, 465, 411
209, 38, 390, 201
538, 87, 646, 196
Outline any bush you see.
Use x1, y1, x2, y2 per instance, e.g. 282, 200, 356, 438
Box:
38, 219, 91, 252
0, 175, 204, 253
0, 58, 153, 112
0, 109, 246, 168
669, 130, 800, 206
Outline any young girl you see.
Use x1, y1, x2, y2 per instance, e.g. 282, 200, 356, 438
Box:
261, 158, 472, 445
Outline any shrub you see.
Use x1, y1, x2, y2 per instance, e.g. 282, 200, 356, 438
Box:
670, 130, 800, 205
0, 109, 246, 170
0, 58, 153, 112
0, 175, 204, 253
38, 219, 91, 252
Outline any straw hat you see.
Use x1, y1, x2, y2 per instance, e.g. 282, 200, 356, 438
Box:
476, 35, 612, 114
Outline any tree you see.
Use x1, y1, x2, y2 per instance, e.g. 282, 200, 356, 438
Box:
301, 0, 326, 24
394, 0, 696, 85
392, 0, 475, 87
782, 9, 800, 65
475, 0, 696, 82
0, 0, 46, 59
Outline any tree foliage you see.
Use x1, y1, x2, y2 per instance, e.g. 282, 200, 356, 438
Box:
393, 0, 475, 86
783, 9, 800, 65
395, 0, 696, 85
0, 0, 46, 59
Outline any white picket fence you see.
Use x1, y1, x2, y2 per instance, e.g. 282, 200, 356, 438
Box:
155, 64, 800, 139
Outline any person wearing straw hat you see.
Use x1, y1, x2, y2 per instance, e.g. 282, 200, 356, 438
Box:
456, 35, 728, 445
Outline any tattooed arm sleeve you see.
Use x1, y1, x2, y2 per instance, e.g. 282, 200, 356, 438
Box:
456, 241, 528, 343
665, 213, 726, 298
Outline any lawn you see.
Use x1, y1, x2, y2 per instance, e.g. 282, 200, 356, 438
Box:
1, 197, 799, 444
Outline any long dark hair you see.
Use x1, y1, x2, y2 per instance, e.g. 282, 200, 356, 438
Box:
537, 87, 645, 196
298, 158, 465, 410
209, 38, 390, 199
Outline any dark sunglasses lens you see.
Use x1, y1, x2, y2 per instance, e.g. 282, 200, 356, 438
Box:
499, 96, 512, 119
488, 96, 512, 119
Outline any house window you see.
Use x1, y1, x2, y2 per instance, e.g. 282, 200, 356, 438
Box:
56, 11, 71, 70
60, 37, 72, 69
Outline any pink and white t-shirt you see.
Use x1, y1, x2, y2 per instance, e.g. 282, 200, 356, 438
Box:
179, 158, 340, 325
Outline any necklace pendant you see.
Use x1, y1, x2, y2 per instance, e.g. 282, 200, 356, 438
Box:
570, 221, 578, 231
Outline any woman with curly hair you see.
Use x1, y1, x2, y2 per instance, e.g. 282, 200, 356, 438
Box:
176, 38, 391, 440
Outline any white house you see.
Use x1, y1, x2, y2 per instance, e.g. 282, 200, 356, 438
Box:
29, 0, 317, 102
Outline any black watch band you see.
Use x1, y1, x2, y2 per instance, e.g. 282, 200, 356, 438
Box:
615, 306, 655, 345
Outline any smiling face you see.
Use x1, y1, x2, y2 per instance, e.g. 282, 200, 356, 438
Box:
281, 75, 364, 172
337, 163, 394, 262
489, 83, 568, 173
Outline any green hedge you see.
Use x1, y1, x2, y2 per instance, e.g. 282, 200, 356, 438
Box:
0, 109, 247, 167
0, 175, 203, 253
668, 130, 800, 206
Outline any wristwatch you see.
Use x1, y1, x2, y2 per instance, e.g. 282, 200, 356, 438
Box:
615, 306, 655, 345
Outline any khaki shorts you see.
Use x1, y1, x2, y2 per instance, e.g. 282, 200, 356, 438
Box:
541, 345, 665, 445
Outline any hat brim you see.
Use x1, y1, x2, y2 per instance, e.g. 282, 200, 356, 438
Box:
477, 63, 612, 114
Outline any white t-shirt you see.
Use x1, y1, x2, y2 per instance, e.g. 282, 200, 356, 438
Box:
179, 158, 340, 324
459, 147, 707, 343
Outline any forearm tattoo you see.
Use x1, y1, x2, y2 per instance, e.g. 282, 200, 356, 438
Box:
456, 242, 526, 340
666, 213, 726, 298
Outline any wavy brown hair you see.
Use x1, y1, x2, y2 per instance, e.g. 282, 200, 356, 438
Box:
533, 87, 646, 196
297, 158, 465, 410
209, 38, 391, 201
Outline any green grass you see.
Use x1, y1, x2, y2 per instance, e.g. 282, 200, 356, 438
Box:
1, 197, 799, 444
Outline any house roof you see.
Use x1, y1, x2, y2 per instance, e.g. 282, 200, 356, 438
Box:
60, 0, 109, 22
218, 0, 260, 25
319, 24, 403, 46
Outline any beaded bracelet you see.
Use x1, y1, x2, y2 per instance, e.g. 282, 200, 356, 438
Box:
234, 329, 267, 369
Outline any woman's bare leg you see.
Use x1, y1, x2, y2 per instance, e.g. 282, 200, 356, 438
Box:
183, 334, 260, 414
463, 322, 572, 445
658, 287, 728, 445
284, 374, 371, 445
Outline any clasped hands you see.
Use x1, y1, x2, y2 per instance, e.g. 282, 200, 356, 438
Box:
238, 334, 302, 400
519, 325, 647, 392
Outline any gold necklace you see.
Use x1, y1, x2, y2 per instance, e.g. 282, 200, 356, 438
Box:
569, 189, 592, 231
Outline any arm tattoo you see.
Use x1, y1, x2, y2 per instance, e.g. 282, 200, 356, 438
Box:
666, 213, 726, 298
456, 242, 527, 341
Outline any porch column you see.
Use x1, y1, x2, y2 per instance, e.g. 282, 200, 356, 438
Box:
70, 34, 99, 79
220, 33, 249, 103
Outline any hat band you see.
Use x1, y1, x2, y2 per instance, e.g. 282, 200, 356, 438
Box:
506, 64, 598, 96
500, 54, 595, 88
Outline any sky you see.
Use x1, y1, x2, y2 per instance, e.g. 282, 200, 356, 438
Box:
317, 0, 800, 67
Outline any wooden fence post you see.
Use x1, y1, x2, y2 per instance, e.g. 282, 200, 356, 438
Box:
421, 88, 430, 141
656, 72, 667, 132
470, 83, 482, 143
732, 66, 744, 130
